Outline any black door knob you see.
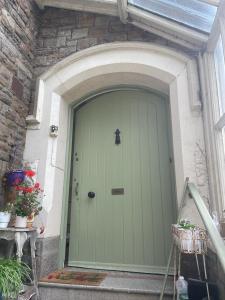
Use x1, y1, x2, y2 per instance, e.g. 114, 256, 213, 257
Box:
88, 192, 95, 199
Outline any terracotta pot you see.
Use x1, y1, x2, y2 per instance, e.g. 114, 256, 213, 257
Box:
0, 212, 11, 228
15, 216, 27, 228
27, 213, 35, 228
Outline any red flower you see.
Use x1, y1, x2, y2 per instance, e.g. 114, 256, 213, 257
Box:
16, 186, 24, 191
34, 182, 40, 189
25, 187, 33, 193
25, 170, 36, 177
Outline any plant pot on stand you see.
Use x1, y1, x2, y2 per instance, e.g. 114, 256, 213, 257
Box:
15, 216, 27, 228
0, 212, 11, 228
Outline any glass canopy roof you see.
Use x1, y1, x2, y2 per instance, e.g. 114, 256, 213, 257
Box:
128, 0, 217, 33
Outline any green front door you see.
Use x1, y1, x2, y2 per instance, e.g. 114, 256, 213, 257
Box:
68, 89, 175, 273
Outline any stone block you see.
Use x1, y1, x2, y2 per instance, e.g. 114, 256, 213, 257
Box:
11, 76, 24, 100
36, 236, 60, 254
58, 28, 72, 37
109, 21, 127, 33
39, 286, 172, 300
95, 15, 114, 27
56, 36, 67, 47
0, 65, 13, 88
77, 37, 97, 51
34, 66, 48, 77
98, 33, 127, 43
43, 38, 57, 48
66, 40, 78, 47
59, 46, 77, 58
40, 27, 57, 37
78, 13, 95, 27
35, 236, 60, 278
72, 28, 88, 40
88, 27, 108, 37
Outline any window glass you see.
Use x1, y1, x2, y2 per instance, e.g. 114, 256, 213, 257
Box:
128, 0, 217, 33
214, 36, 225, 117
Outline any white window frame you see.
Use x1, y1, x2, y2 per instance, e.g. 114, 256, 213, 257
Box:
202, 4, 225, 216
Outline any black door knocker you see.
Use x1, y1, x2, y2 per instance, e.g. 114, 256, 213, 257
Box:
115, 129, 121, 145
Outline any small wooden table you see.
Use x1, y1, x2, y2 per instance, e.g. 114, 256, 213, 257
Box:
0, 227, 39, 300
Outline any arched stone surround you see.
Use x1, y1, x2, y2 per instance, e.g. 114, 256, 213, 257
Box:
24, 42, 208, 244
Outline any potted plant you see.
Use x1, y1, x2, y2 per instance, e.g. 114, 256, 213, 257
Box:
0, 203, 14, 228
5, 169, 25, 187
14, 169, 43, 228
4, 144, 25, 188
0, 259, 30, 299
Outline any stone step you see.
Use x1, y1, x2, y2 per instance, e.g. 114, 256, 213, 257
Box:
39, 269, 174, 300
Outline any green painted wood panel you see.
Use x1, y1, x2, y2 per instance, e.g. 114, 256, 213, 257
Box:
68, 90, 175, 273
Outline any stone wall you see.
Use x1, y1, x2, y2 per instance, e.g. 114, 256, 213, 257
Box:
33, 7, 197, 85
0, 0, 39, 204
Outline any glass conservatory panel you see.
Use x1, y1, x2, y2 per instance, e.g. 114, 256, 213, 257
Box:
214, 36, 225, 117
128, 0, 217, 33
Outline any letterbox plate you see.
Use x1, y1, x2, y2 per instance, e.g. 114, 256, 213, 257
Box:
111, 188, 124, 195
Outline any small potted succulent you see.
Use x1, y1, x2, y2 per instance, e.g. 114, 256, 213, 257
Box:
0, 259, 30, 299
14, 169, 43, 228
0, 203, 14, 228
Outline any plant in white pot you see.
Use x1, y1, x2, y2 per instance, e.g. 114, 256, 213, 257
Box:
0, 203, 14, 228
14, 169, 43, 228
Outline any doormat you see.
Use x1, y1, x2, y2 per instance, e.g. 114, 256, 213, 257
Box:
40, 270, 107, 286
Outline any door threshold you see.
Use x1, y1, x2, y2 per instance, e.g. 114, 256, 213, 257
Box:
67, 260, 174, 275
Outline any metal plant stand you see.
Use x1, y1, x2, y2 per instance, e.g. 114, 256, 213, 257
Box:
159, 178, 210, 300
0, 227, 39, 300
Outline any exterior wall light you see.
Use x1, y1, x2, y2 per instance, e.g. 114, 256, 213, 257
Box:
50, 125, 59, 137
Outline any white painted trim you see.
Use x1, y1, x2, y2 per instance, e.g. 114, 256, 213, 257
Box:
198, 53, 220, 213
35, 0, 45, 9
207, 0, 225, 51
117, 0, 128, 24
34, 42, 190, 85
220, 17, 225, 58
204, 2, 225, 214
201, 52, 225, 214
35, 0, 118, 16
186, 59, 202, 111
215, 113, 225, 130
24, 42, 207, 237
198, 0, 220, 6
127, 6, 208, 49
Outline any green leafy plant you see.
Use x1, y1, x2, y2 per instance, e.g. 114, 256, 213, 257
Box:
0, 259, 30, 298
179, 219, 195, 230
0, 203, 14, 213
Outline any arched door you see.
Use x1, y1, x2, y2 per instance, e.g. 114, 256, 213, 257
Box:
68, 89, 175, 273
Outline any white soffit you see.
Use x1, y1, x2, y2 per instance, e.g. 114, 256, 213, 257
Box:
35, 0, 220, 50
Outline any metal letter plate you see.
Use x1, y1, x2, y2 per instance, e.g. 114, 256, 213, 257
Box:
111, 188, 124, 195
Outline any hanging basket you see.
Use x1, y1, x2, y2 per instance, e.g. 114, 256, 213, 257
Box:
172, 224, 208, 254
5, 170, 25, 187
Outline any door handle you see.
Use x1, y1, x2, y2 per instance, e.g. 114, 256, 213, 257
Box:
88, 192, 95, 199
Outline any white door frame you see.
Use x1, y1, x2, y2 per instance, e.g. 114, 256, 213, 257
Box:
23, 42, 209, 267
